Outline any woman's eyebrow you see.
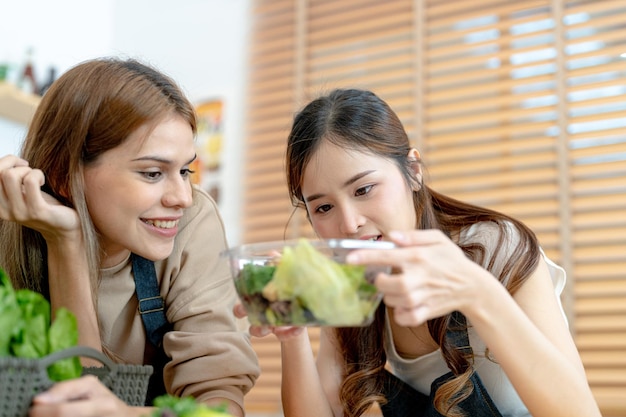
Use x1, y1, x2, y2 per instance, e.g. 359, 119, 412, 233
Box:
344, 170, 375, 187
131, 153, 197, 165
132, 156, 172, 164
305, 170, 375, 203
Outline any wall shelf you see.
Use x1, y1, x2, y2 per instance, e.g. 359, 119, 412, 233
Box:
0, 82, 40, 126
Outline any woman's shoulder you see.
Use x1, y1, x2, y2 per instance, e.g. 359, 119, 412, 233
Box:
458, 220, 526, 281
171, 185, 227, 251
460, 220, 566, 297
157, 184, 229, 286
178, 185, 221, 226
459, 219, 522, 247
191, 184, 219, 209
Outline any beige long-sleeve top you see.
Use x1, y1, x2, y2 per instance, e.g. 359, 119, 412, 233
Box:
97, 186, 259, 409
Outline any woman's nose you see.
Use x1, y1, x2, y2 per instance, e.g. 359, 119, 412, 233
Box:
163, 178, 193, 208
339, 206, 363, 235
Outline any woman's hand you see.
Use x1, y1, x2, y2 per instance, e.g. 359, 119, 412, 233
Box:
346, 230, 495, 327
0, 155, 80, 241
233, 303, 304, 341
29, 375, 151, 417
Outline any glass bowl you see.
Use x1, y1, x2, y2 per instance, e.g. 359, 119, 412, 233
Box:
221, 238, 395, 327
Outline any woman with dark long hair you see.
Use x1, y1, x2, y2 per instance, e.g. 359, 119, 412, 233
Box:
241, 88, 600, 417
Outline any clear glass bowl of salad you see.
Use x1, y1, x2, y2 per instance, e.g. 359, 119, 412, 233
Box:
221, 238, 394, 327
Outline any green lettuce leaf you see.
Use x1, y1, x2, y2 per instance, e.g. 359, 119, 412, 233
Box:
152, 394, 232, 417
47, 307, 81, 381
271, 239, 367, 325
12, 289, 50, 358
0, 271, 21, 356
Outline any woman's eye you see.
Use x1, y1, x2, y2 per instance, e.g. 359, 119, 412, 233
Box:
315, 204, 332, 214
180, 168, 195, 179
142, 171, 162, 180
355, 184, 373, 197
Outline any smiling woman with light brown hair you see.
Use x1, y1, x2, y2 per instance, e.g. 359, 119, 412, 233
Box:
0, 57, 259, 417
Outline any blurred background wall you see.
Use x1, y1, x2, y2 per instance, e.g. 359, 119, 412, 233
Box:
0, 0, 251, 244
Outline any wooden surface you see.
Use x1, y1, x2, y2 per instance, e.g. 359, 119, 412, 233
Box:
0, 82, 40, 125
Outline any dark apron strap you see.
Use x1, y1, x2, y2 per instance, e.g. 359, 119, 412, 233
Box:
131, 254, 170, 347
380, 311, 503, 417
131, 253, 172, 406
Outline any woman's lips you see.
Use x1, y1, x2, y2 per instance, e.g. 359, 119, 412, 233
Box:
359, 235, 382, 241
141, 218, 180, 238
142, 219, 179, 229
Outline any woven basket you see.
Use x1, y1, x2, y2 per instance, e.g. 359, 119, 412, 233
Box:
0, 346, 153, 417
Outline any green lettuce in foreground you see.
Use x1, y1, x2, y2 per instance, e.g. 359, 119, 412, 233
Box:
0, 268, 81, 381
151, 394, 232, 417
271, 239, 367, 324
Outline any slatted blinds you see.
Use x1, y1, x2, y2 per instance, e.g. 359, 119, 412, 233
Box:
243, 0, 626, 415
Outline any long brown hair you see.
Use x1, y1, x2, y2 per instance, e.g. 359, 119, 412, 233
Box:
285, 88, 539, 417
0, 57, 196, 301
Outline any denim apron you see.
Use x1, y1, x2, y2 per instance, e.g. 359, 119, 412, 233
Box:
380, 312, 503, 417
131, 253, 172, 406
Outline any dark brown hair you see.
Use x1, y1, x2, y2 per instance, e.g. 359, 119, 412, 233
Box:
0, 57, 197, 299
286, 88, 540, 417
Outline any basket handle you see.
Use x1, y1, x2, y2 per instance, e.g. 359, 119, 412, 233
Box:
38, 346, 118, 378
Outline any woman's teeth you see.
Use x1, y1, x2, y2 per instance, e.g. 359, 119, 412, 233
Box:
144, 219, 178, 229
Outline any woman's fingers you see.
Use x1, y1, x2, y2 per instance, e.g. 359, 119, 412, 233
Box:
272, 326, 305, 341
235, 302, 305, 341
233, 303, 248, 319
0, 155, 28, 170
346, 230, 446, 267
247, 323, 304, 341
392, 306, 430, 327
30, 376, 121, 417
388, 229, 448, 246
0, 166, 45, 208
0, 166, 31, 217
30, 397, 117, 417
32, 375, 106, 403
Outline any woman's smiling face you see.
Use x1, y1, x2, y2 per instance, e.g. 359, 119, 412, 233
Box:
83, 114, 196, 267
301, 140, 418, 241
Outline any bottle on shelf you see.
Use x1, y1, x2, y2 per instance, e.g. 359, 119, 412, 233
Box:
39, 66, 57, 96
18, 48, 39, 96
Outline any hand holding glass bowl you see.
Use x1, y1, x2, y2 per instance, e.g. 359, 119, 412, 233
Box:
221, 238, 394, 327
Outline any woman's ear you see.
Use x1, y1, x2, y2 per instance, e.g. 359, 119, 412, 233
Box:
407, 148, 422, 191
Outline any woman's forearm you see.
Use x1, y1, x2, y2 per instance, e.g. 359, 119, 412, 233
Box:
46, 234, 101, 359
280, 330, 336, 417
466, 271, 601, 417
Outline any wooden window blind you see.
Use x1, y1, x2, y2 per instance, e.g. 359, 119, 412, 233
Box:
243, 0, 626, 415
563, 1, 626, 414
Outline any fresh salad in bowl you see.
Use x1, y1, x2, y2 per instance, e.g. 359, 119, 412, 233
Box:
222, 238, 394, 327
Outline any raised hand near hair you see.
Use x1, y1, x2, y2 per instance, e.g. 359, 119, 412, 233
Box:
0, 155, 81, 241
